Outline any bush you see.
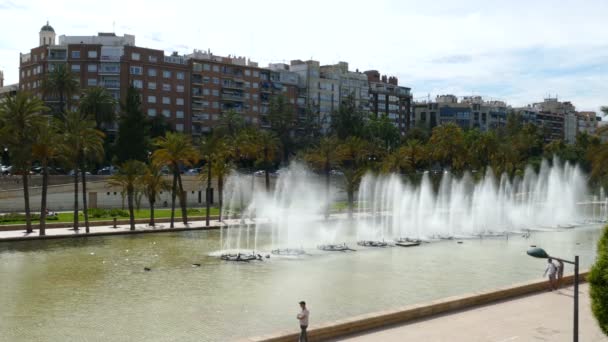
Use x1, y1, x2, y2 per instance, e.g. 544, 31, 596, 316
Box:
0, 213, 57, 223
589, 225, 608, 336
87, 208, 129, 218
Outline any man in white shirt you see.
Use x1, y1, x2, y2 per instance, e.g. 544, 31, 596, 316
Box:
543, 258, 558, 291
297, 301, 309, 342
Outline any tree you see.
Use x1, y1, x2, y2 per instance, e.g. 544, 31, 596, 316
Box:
268, 95, 295, 163
149, 114, 172, 139
109, 160, 146, 230
251, 130, 280, 191
331, 94, 367, 139
152, 132, 199, 228
199, 134, 234, 225
0, 92, 48, 234
336, 137, 371, 217
465, 130, 498, 172
57, 111, 105, 233
115, 86, 149, 163
79, 86, 117, 130
294, 104, 323, 151
216, 109, 245, 137
429, 123, 467, 172
380, 140, 428, 175
32, 120, 62, 236
589, 225, 608, 336
140, 163, 171, 226
41, 64, 79, 114
304, 136, 340, 217
365, 114, 400, 152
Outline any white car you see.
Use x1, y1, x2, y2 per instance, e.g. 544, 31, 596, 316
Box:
184, 168, 201, 176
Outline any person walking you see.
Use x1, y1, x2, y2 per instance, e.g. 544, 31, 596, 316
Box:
543, 258, 558, 291
556, 259, 564, 289
297, 301, 309, 342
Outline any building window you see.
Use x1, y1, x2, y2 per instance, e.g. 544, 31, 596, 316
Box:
147, 108, 156, 116
163, 70, 171, 78
253, 83, 258, 88
148, 68, 157, 77
87, 78, 97, 86
132, 52, 140, 60
133, 80, 143, 89
176, 85, 184, 92
88, 50, 97, 58
162, 109, 171, 118
212, 65, 219, 72
203, 89, 210, 96
212, 102, 219, 109
245, 70, 251, 76
253, 71, 259, 77
71, 51, 81, 59
162, 97, 170, 104
149, 55, 158, 63
176, 71, 185, 80
176, 98, 184, 105
71, 64, 81, 72
162, 83, 171, 91
212, 89, 219, 96
212, 77, 219, 84
203, 64, 210, 71
148, 95, 156, 103
175, 124, 184, 132
130, 66, 143, 75
148, 82, 157, 90
203, 76, 210, 83
176, 111, 184, 118
87, 64, 98, 72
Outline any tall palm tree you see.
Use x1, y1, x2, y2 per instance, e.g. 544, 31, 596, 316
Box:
304, 136, 340, 217
41, 64, 79, 114
141, 163, 171, 227
152, 132, 200, 228
79, 86, 117, 131
0, 92, 48, 234
249, 130, 280, 191
216, 109, 245, 137
336, 137, 371, 217
109, 160, 146, 230
57, 111, 105, 232
32, 120, 62, 236
429, 123, 467, 172
199, 135, 234, 223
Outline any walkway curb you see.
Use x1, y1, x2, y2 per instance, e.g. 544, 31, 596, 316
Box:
243, 272, 589, 342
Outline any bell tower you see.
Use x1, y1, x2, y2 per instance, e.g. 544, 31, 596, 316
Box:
39, 21, 56, 46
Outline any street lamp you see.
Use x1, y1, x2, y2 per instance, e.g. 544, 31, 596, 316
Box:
527, 247, 579, 342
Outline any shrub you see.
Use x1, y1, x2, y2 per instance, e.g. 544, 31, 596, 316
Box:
86, 208, 129, 218
589, 225, 608, 336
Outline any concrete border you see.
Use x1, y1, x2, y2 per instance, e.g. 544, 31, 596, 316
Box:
244, 272, 589, 342
0, 215, 220, 231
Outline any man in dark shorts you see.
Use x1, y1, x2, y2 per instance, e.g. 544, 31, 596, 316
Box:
543, 258, 558, 291
297, 301, 309, 342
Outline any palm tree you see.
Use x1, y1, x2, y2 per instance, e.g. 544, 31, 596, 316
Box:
200, 135, 234, 223
32, 120, 62, 236
429, 123, 467, 172
336, 137, 371, 217
109, 160, 146, 230
216, 109, 245, 137
57, 111, 105, 233
252, 130, 280, 191
304, 136, 340, 217
152, 132, 200, 228
41, 64, 79, 114
0, 92, 48, 234
79, 86, 117, 130
141, 163, 171, 227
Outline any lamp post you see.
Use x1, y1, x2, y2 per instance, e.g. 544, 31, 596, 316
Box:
527, 247, 579, 342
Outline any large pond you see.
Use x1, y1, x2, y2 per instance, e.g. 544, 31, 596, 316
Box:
0, 224, 603, 342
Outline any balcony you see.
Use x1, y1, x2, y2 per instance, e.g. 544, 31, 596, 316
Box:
100, 55, 121, 62
221, 93, 245, 102
100, 81, 120, 89
192, 114, 210, 122
222, 81, 244, 90
48, 52, 67, 61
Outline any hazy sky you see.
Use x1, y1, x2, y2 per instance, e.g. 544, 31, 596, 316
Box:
1, 0, 607, 113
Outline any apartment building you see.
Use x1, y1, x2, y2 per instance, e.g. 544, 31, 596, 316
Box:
364, 70, 412, 134
19, 23, 189, 133
187, 50, 298, 136
577, 111, 600, 136
413, 95, 506, 132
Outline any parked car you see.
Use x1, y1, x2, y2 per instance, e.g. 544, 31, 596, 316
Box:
184, 168, 201, 176
68, 169, 92, 176
97, 166, 118, 175
1, 165, 13, 175
254, 170, 265, 177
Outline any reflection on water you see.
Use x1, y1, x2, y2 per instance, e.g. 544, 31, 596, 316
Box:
0, 225, 603, 342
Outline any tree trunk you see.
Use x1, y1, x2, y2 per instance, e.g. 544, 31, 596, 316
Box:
218, 174, 224, 222
73, 170, 79, 231
177, 172, 187, 225
149, 200, 155, 226
264, 147, 270, 192
127, 186, 135, 231
205, 160, 212, 227
22, 172, 32, 234
347, 188, 354, 219
39, 160, 48, 236
170, 170, 177, 228
81, 167, 90, 233
325, 162, 330, 219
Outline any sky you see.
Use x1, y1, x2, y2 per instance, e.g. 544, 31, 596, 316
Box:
0, 0, 607, 114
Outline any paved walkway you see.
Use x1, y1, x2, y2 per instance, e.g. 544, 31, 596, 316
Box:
340, 283, 606, 342
0, 218, 254, 241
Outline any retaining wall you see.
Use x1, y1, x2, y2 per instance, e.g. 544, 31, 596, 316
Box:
244, 272, 588, 342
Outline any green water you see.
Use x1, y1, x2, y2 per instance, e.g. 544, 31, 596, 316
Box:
0, 225, 603, 342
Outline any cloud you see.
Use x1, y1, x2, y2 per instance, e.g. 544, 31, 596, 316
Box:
0, 0, 26, 10
432, 55, 473, 64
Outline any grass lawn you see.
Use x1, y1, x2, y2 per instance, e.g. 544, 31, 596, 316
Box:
0, 207, 221, 225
